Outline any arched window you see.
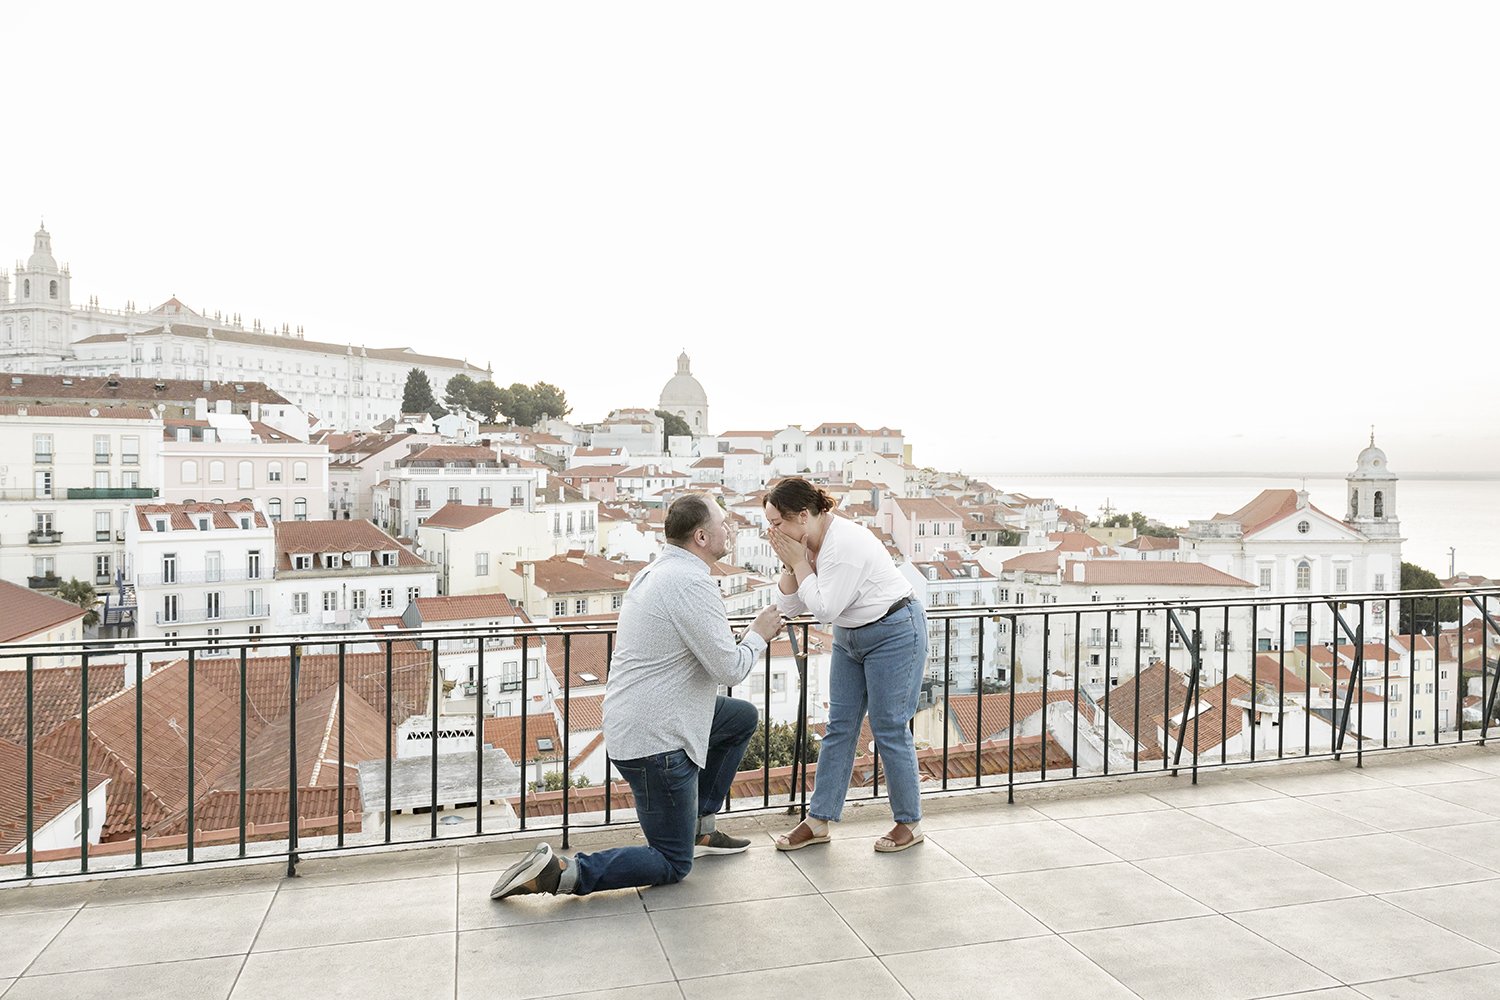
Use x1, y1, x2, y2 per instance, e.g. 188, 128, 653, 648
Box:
1350, 489, 1358, 514
267, 461, 283, 483
1296, 560, 1311, 591
238, 461, 254, 489
22, 279, 29, 298
209, 460, 225, 483
293, 497, 307, 521
268, 498, 282, 522
181, 460, 199, 484
49, 280, 58, 300
1373, 491, 1384, 518
293, 461, 308, 483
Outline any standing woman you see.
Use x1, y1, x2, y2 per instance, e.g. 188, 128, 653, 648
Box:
765, 477, 927, 853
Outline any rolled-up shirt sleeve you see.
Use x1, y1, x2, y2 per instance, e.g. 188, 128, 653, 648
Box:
793, 551, 863, 626
669, 576, 766, 686
775, 580, 808, 618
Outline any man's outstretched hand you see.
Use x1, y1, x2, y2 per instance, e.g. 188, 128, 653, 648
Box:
748, 604, 784, 642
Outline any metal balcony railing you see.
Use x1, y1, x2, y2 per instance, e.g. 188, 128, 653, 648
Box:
27, 530, 62, 544
0, 586, 1494, 886
136, 568, 266, 587
66, 488, 158, 500
154, 605, 272, 625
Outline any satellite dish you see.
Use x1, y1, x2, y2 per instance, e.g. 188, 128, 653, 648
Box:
342, 551, 354, 563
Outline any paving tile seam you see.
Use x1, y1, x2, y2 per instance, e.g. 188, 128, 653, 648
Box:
1390, 828, 1500, 873
220, 873, 281, 1000
1221, 896, 1500, 983
1340, 956, 1500, 987
1374, 887, 1500, 956
12, 898, 87, 980
1123, 846, 1369, 914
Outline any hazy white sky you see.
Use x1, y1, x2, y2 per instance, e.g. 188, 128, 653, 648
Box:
6, 3, 1497, 475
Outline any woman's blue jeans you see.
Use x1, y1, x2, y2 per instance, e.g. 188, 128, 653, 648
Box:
809, 601, 927, 825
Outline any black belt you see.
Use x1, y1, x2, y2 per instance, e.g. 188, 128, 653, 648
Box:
854, 594, 914, 629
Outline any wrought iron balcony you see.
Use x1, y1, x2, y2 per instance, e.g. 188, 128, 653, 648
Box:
27, 530, 63, 545
66, 487, 158, 500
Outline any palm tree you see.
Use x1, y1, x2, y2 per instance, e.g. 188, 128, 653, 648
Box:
56, 578, 100, 629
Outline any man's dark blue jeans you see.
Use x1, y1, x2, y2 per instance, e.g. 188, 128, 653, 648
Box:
570, 695, 758, 895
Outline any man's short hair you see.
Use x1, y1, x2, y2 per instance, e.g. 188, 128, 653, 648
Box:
665, 493, 714, 546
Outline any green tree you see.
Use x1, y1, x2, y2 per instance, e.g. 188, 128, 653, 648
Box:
994, 528, 1021, 546
536, 771, 591, 791
56, 578, 100, 629
1399, 562, 1460, 633
443, 374, 477, 413
739, 721, 823, 772
655, 409, 692, 450
497, 383, 538, 426
531, 382, 571, 422
497, 382, 572, 427
401, 368, 437, 415
470, 381, 504, 423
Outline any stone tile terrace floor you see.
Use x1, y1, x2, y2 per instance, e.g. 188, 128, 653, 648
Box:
8, 742, 1500, 998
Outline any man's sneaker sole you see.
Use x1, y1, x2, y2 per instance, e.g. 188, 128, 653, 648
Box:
490, 843, 554, 899
693, 836, 751, 857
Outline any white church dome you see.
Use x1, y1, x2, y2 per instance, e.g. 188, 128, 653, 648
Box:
659, 351, 708, 407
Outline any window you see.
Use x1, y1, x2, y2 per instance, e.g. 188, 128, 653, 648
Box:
552, 600, 566, 616
1296, 520, 1310, 534
94, 435, 110, 464
267, 461, 283, 483
122, 471, 140, 489
49, 279, 57, 300
293, 461, 308, 482
292, 554, 312, 570
351, 589, 366, 611
1374, 573, 1385, 591
1335, 567, 1348, 592
94, 471, 110, 489
33, 471, 52, 498
182, 460, 199, 484
998, 588, 1009, 602
1089, 627, 1103, 646
449, 486, 461, 502
209, 460, 225, 482
95, 554, 111, 582
122, 436, 140, 464
1296, 561, 1311, 592
247, 589, 263, 615
247, 550, 261, 579
475, 552, 489, 576
1373, 491, 1384, 517
268, 498, 282, 522
1259, 567, 1272, 589
323, 590, 338, 612
406, 587, 420, 605
161, 552, 177, 584
574, 598, 588, 614
205, 551, 223, 583
553, 513, 561, 535
238, 460, 254, 489
611, 594, 623, 610
206, 592, 221, 619
512, 485, 524, 505
162, 594, 179, 623
33, 434, 52, 463
293, 592, 309, 614
293, 498, 307, 521
95, 511, 110, 542
479, 487, 492, 504
379, 588, 394, 609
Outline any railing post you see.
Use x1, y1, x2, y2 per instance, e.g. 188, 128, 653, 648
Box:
287, 643, 301, 879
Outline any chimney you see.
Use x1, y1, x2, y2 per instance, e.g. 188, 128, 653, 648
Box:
1295, 489, 1309, 510
194, 398, 207, 420
250, 399, 260, 422
1071, 562, 1085, 583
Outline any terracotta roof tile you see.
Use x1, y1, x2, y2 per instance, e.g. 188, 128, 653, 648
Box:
0, 580, 88, 644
